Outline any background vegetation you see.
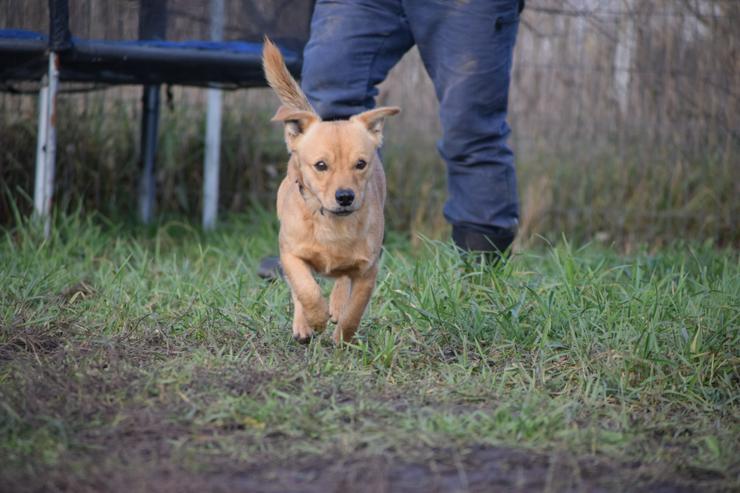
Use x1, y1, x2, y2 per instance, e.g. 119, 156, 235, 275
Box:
1, 0, 738, 247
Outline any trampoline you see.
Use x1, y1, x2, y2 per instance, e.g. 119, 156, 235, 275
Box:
0, 0, 314, 233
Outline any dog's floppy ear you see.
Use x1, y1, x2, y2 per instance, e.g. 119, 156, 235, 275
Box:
272, 105, 320, 151
350, 106, 401, 147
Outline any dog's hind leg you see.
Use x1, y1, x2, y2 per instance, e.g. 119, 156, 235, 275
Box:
329, 277, 351, 324
333, 266, 378, 344
282, 252, 329, 339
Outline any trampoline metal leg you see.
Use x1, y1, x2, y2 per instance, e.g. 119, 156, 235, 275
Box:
202, 0, 225, 230
34, 85, 49, 217
33, 53, 59, 238
138, 84, 160, 224
202, 87, 222, 230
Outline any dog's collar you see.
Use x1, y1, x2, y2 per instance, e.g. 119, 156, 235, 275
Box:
296, 179, 325, 216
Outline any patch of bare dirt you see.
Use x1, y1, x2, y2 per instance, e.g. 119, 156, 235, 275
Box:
2, 445, 726, 493
208, 447, 724, 493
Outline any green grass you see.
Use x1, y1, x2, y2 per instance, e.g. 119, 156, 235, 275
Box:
1, 212, 738, 491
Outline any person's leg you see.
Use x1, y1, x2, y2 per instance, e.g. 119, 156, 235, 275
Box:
301, 0, 414, 119
404, 0, 522, 256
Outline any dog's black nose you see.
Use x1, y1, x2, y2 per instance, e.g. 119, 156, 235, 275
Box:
335, 189, 355, 207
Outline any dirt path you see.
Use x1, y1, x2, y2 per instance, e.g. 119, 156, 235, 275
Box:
5, 444, 719, 493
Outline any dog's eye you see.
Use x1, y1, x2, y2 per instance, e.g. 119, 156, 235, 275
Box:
314, 161, 328, 172
356, 159, 367, 170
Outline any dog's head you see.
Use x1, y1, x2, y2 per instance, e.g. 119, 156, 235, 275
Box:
262, 38, 399, 216
273, 107, 399, 216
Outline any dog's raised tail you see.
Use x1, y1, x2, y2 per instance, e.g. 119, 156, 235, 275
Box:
262, 36, 314, 113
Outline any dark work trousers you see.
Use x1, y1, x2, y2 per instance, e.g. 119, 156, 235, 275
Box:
301, 0, 523, 251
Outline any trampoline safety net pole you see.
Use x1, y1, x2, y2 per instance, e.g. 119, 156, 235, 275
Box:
203, 0, 225, 230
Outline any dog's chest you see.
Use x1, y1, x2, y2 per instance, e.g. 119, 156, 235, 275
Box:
303, 239, 374, 276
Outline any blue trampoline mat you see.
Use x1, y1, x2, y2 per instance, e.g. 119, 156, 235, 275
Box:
0, 29, 297, 56
104, 39, 264, 54
0, 29, 46, 40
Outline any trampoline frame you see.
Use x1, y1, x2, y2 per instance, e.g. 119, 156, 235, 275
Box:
0, 0, 311, 233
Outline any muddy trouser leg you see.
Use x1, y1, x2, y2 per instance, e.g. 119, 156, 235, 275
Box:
404, 0, 521, 256
301, 0, 414, 120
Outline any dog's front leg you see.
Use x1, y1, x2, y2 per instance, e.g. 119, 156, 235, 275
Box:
333, 265, 378, 344
290, 291, 314, 343
282, 252, 329, 342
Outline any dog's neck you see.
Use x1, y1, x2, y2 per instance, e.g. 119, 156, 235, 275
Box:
287, 154, 323, 215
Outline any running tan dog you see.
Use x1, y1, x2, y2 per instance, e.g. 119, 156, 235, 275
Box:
262, 38, 399, 344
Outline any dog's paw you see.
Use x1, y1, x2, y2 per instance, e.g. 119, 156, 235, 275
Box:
329, 299, 341, 324
329, 299, 345, 324
292, 322, 314, 342
293, 332, 314, 345
305, 302, 330, 332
